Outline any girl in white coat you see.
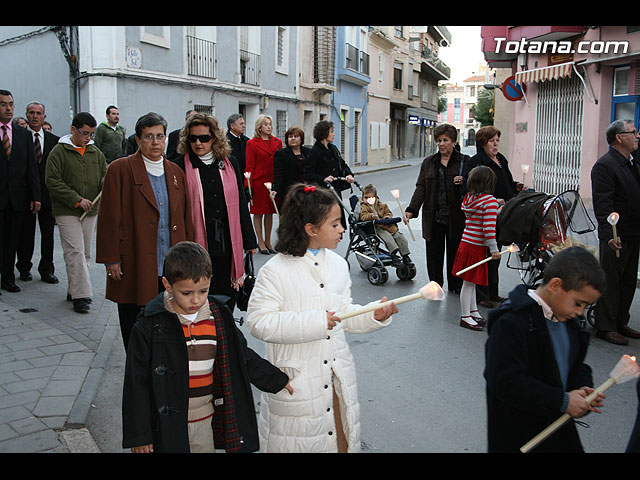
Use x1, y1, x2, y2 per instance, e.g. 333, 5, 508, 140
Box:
246, 183, 396, 452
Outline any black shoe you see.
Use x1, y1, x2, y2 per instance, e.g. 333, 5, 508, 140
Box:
41, 273, 59, 284
73, 298, 90, 314
2, 282, 21, 293
67, 294, 92, 304
19, 272, 32, 281
402, 254, 414, 266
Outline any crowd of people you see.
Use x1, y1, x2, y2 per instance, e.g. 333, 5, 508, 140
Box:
2, 85, 640, 453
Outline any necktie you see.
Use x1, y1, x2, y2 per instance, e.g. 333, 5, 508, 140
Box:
34, 132, 42, 164
1, 125, 10, 160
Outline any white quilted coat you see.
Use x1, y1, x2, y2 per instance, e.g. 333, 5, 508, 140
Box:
246, 248, 392, 452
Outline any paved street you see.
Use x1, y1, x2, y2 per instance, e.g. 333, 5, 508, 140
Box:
2, 153, 640, 453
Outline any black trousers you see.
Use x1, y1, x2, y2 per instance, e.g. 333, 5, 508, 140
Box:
594, 237, 640, 333
118, 277, 165, 353
476, 254, 500, 302
16, 207, 56, 277
426, 221, 463, 293
0, 206, 24, 285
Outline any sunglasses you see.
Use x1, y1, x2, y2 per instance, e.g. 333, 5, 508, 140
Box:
188, 134, 213, 143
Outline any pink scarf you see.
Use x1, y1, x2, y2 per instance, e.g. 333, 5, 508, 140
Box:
184, 154, 244, 288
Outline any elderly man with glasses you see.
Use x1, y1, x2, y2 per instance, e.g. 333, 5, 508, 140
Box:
45, 112, 107, 313
96, 112, 193, 351
591, 119, 640, 345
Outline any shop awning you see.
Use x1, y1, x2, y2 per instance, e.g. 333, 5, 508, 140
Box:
515, 61, 574, 84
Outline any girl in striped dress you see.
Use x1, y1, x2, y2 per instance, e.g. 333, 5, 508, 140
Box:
452, 166, 502, 331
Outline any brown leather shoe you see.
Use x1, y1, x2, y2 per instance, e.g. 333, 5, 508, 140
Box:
478, 300, 494, 308
618, 325, 640, 339
596, 330, 629, 345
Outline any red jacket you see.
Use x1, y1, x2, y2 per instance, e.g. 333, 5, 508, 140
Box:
245, 136, 282, 183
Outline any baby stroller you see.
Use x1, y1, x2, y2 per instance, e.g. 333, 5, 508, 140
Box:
325, 179, 417, 285
500, 189, 599, 326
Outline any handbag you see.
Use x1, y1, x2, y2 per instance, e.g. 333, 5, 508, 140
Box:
236, 252, 255, 311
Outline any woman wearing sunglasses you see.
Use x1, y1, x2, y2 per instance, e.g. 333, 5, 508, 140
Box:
175, 113, 257, 311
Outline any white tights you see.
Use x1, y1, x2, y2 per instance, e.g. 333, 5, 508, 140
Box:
460, 280, 479, 325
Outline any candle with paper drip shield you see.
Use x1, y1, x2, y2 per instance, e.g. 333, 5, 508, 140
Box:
607, 212, 620, 258
389, 188, 415, 241
244, 172, 252, 205
333, 281, 445, 321
521, 164, 530, 185
520, 354, 640, 453
455, 243, 520, 276
264, 182, 279, 217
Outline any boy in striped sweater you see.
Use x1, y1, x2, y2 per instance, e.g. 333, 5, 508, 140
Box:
123, 241, 291, 453
452, 166, 502, 331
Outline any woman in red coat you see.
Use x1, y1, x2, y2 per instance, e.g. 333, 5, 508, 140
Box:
245, 115, 282, 254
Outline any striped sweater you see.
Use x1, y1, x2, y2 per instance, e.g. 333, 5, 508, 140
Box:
164, 292, 217, 423
461, 193, 499, 253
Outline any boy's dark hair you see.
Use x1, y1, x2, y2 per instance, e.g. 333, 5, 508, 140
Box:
542, 246, 606, 293
467, 165, 496, 195
275, 183, 338, 257
163, 241, 212, 284
72, 112, 97, 129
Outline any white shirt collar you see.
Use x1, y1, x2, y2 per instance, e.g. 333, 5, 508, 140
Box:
527, 289, 558, 322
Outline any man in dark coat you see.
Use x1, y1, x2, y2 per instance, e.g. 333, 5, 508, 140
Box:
226, 113, 250, 175
0, 90, 40, 293
591, 119, 640, 345
16, 101, 60, 284
485, 247, 605, 453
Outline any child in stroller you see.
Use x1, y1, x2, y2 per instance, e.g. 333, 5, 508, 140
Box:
359, 184, 413, 268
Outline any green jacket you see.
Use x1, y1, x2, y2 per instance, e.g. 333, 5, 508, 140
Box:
94, 122, 127, 163
44, 136, 107, 217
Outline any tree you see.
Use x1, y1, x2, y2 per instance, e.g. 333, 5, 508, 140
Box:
438, 84, 447, 114
473, 87, 494, 127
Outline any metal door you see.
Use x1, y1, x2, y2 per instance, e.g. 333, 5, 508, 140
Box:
533, 76, 584, 195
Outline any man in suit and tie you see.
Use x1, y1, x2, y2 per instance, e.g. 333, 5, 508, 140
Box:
0, 90, 41, 293
166, 109, 196, 161
17, 101, 60, 284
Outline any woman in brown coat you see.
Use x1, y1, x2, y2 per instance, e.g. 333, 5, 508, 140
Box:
96, 113, 193, 351
405, 124, 472, 294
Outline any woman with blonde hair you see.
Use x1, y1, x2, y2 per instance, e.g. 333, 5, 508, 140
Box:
245, 115, 283, 254
174, 113, 257, 310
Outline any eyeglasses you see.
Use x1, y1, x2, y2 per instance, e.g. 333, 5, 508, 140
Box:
140, 134, 166, 143
75, 129, 95, 138
619, 130, 639, 136
187, 134, 213, 143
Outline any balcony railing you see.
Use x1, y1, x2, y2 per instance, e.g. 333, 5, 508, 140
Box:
240, 49, 260, 86
187, 35, 216, 79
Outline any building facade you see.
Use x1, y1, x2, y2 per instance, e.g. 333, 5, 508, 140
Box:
0, 26, 452, 169
481, 25, 640, 203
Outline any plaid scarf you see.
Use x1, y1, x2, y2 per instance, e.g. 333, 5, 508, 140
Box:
209, 300, 243, 452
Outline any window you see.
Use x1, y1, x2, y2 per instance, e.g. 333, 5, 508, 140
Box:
276, 110, 288, 139
611, 65, 639, 125
140, 26, 170, 49
614, 66, 630, 96
393, 64, 403, 90
313, 26, 336, 85
275, 26, 289, 75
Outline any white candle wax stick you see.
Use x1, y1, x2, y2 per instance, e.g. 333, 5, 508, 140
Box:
520, 354, 639, 453
391, 191, 415, 242
79, 191, 102, 221
334, 281, 444, 320
612, 224, 620, 258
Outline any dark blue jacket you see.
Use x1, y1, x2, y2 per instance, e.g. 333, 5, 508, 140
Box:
484, 284, 593, 453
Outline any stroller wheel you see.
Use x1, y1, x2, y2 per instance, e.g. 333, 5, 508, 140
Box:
367, 266, 388, 285
396, 264, 416, 281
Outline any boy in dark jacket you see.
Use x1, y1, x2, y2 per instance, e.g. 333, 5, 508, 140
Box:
122, 241, 291, 453
484, 246, 606, 453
